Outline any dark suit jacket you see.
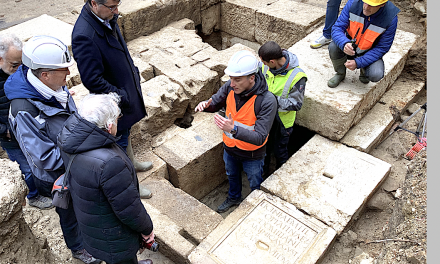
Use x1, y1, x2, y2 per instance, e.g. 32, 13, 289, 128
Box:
72, 3, 146, 131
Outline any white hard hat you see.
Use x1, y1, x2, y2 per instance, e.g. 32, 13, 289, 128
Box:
224, 50, 258, 77
22, 35, 73, 70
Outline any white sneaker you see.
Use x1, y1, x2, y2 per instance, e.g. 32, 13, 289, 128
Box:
310, 35, 332, 49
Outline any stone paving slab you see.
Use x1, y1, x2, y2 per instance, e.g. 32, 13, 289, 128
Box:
255, 0, 324, 48
143, 178, 223, 244
119, 0, 201, 42
153, 112, 226, 200
291, 26, 417, 140
137, 151, 169, 182
189, 190, 337, 264
1, 15, 74, 50
261, 135, 391, 234
341, 78, 425, 153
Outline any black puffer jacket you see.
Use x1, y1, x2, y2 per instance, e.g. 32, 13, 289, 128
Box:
0, 68, 19, 149
57, 112, 153, 264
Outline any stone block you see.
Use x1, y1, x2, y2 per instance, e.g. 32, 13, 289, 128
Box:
153, 112, 226, 200
141, 201, 195, 263
261, 135, 391, 234
221, 31, 261, 51
255, 0, 325, 48
1, 15, 74, 50
69, 83, 89, 105
119, 0, 201, 42
149, 50, 219, 109
132, 55, 154, 83
221, 0, 278, 42
137, 151, 169, 182
138, 75, 189, 136
201, 4, 221, 35
189, 190, 337, 264
192, 43, 256, 77
143, 178, 223, 243
201, 0, 222, 10
291, 27, 418, 140
340, 78, 425, 153
53, 5, 82, 25
66, 61, 82, 89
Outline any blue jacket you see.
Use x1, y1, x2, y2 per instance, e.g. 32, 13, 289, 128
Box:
57, 112, 153, 263
332, 0, 399, 69
72, 3, 146, 132
5, 65, 76, 182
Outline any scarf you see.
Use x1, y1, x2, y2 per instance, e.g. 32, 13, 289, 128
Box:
27, 70, 69, 108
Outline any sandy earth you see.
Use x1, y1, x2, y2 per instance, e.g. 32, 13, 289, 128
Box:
0, 0, 428, 263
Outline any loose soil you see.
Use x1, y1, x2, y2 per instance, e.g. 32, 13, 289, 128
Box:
0, 0, 427, 263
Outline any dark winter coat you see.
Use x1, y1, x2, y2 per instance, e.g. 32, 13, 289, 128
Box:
204, 70, 277, 160
0, 68, 19, 149
72, 3, 146, 132
57, 112, 153, 263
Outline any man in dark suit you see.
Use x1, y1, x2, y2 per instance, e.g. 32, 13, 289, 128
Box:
72, 0, 153, 198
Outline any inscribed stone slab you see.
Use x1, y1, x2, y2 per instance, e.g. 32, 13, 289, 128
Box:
290, 26, 417, 140
1, 15, 73, 50
189, 190, 337, 264
261, 135, 391, 234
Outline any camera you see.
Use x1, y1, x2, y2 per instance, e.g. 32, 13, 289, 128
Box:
140, 235, 160, 252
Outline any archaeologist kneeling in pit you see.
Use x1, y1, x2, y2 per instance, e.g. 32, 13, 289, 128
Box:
57, 93, 154, 264
195, 50, 277, 213
327, 0, 399, 88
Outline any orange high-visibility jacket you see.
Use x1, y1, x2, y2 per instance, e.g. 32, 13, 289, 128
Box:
223, 90, 268, 151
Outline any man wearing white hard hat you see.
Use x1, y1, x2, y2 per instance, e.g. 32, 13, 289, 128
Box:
327, 0, 399, 88
195, 50, 277, 213
5, 35, 102, 264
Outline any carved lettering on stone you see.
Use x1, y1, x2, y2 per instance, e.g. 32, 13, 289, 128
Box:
208, 200, 319, 264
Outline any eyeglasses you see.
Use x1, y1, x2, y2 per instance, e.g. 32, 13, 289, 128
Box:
7, 61, 22, 69
118, 113, 123, 119
48, 68, 69, 72
102, 1, 121, 12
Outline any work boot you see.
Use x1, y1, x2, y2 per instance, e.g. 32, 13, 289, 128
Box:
328, 56, 347, 88
138, 260, 153, 264
359, 68, 370, 84
127, 136, 153, 172
139, 185, 153, 199
217, 197, 242, 213
72, 249, 102, 264
28, 195, 54, 210
310, 35, 332, 49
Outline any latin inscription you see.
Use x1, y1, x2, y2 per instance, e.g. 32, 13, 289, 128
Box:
210, 200, 319, 264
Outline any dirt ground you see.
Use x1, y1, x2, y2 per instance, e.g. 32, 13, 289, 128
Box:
0, 0, 428, 263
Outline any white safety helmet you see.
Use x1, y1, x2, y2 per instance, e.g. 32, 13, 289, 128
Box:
22, 35, 73, 70
224, 50, 258, 77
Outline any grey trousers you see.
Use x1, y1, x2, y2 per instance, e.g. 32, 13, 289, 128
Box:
328, 41, 385, 82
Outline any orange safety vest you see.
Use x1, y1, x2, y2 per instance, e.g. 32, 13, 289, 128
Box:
347, 0, 399, 55
223, 90, 268, 151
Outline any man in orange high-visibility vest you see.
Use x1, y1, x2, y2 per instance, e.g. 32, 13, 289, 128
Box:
195, 50, 277, 213
328, 0, 399, 88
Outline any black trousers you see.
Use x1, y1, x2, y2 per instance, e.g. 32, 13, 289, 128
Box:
264, 116, 293, 177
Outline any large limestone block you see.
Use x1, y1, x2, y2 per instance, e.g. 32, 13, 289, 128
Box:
255, 0, 325, 48
201, 4, 221, 35
149, 50, 219, 109
66, 61, 82, 89
201, 0, 222, 10
261, 135, 391, 234
1, 15, 74, 50
132, 55, 154, 83
143, 178, 223, 243
153, 112, 226, 200
137, 151, 169, 182
138, 75, 189, 136
340, 78, 425, 153
221, 0, 278, 42
119, 0, 201, 42
128, 25, 211, 58
221, 32, 261, 51
191, 43, 256, 77
291, 27, 417, 140
141, 202, 196, 264
189, 190, 337, 264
